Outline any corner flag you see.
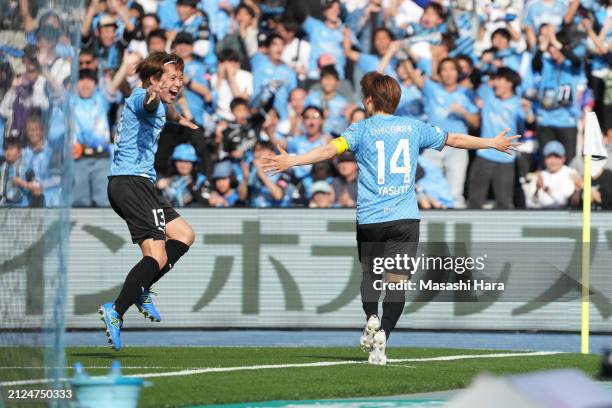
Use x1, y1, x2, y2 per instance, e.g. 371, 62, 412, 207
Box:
581, 112, 608, 354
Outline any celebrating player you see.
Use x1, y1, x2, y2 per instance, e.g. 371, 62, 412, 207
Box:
99, 52, 198, 351
262, 72, 520, 364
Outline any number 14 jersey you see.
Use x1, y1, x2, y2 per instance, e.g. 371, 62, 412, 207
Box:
339, 114, 447, 225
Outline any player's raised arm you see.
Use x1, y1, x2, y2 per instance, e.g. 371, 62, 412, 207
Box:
165, 103, 199, 129
261, 142, 340, 175
445, 128, 521, 155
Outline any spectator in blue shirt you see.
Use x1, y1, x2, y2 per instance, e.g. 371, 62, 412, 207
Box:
0, 136, 29, 208
404, 57, 480, 208
403, 2, 448, 55
81, 8, 134, 71
169, 0, 214, 63
303, 0, 346, 80
305, 66, 349, 137
18, 112, 57, 207
200, 0, 239, 43
478, 28, 522, 75
343, 26, 396, 77
172, 32, 215, 127
533, 25, 584, 162
157, 143, 210, 207
346, 0, 386, 55
71, 69, 112, 207
287, 106, 331, 195
252, 34, 298, 121
208, 160, 241, 207
146, 29, 168, 53
240, 141, 291, 207
416, 155, 454, 209
468, 68, 534, 209
523, 0, 568, 49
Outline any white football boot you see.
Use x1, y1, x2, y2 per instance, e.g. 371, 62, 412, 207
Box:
368, 329, 387, 365
360, 315, 381, 352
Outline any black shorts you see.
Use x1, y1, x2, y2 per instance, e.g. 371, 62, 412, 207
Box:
108, 175, 180, 244
357, 219, 420, 275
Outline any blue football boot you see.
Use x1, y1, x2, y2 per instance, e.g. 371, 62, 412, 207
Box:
98, 302, 122, 351
135, 289, 161, 322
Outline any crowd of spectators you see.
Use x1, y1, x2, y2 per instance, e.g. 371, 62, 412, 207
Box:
0, 0, 611, 210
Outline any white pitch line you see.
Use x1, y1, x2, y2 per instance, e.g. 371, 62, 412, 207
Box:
0, 351, 562, 387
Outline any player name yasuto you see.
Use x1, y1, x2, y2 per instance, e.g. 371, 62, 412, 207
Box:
378, 185, 411, 196
373, 279, 505, 291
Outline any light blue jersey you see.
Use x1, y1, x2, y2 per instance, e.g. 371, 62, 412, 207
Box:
358, 53, 396, 77
422, 79, 478, 133
536, 56, 582, 127
303, 16, 346, 80
252, 59, 297, 120
287, 134, 327, 180
341, 115, 447, 224
477, 85, 524, 163
110, 88, 166, 181
70, 90, 111, 149
182, 58, 215, 126
524, 0, 567, 32
396, 83, 424, 119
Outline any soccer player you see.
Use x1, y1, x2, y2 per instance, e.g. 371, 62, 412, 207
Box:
262, 72, 519, 364
99, 52, 198, 351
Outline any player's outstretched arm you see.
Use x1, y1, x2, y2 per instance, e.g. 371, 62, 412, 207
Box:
445, 128, 521, 155
165, 103, 199, 129
261, 144, 338, 175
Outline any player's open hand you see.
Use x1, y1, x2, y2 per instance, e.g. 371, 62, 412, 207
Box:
179, 116, 198, 129
492, 128, 522, 155
260, 145, 294, 175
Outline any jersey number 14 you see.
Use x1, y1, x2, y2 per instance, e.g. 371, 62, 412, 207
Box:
375, 139, 411, 185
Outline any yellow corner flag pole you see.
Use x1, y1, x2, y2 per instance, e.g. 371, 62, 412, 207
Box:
581, 155, 591, 355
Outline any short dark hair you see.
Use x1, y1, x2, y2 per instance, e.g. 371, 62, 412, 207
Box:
491, 27, 512, 42
493, 67, 521, 91
302, 105, 324, 118
27, 108, 43, 124
218, 48, 241, 63
360, 71, 401, 114
425, 3, 446, 20
265, 33, 284, 47
143, 13, 160, 24
3, 135, 21, 149
79, 47, 97, 59
255, 140, 275, 151
456, 54, 473, 68
136, 52, 184, 87
288, 87, 306, 101
79, 68, 98, 82
280, 18, 301, 34
349, 107, 366, 122
440, 33, 456, 50
147, 29, 167, 45
320, 65, 339, 80
236, 3, 256, 18
436, 57, 460, 76
373, 27, 395, 41
230, 97, 249, 111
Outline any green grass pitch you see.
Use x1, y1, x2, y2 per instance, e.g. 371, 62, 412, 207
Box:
1, 347, 601, 407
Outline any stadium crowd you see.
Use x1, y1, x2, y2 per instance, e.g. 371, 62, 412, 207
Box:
0, 0, 611, 209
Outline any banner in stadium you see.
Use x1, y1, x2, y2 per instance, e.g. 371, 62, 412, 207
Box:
2, 209, 612, 331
